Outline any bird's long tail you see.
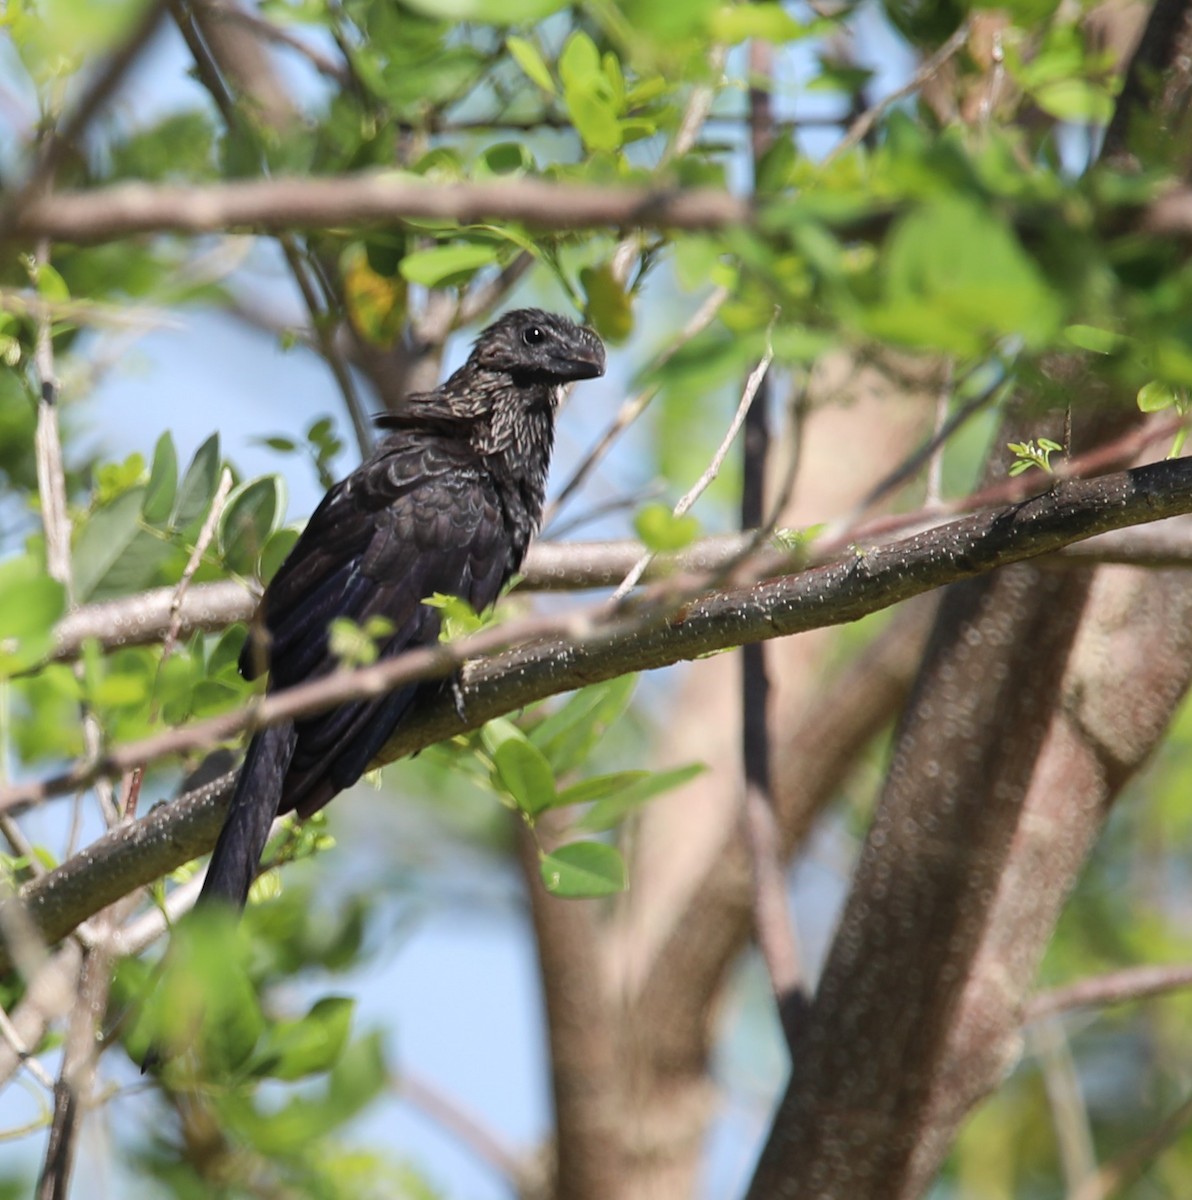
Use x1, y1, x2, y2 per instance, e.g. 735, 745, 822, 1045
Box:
199, 722, 298, 910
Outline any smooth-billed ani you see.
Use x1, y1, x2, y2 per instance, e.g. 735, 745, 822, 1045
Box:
201, 309, 605, 909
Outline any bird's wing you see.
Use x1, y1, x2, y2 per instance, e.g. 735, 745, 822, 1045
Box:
246, 435, 511, 816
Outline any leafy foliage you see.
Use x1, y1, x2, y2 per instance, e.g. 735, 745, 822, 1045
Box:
1, 0, 1191, 1195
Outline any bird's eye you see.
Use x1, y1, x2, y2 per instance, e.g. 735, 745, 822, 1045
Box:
522, 326, 545, 346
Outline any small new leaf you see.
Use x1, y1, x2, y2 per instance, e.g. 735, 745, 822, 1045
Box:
634, 502, 700, 553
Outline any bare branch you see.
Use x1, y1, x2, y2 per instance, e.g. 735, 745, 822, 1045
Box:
1071, 1091, 1192, 1200
0, 945, 82, 1089
202, 0, 350, 84
35, 943, 112, 1200
398, 1070, 531, 1189
1032, 1019, 1097, 1193
611, 342, 773, 599
826, 20, 973, 166
171, 0, 374, 458
1028, 962, 1192, 1020
0, 0, 171, 236
32, 245, 72, 596
547, 284, 729, 525
12, 176, 751, 244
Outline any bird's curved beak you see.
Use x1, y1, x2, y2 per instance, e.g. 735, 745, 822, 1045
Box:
552, 332, 606, 381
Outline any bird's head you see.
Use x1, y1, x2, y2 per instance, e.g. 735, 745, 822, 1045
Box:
468, 308, 606, 385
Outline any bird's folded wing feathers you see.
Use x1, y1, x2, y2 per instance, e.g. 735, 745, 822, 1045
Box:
243, 439, 511, 816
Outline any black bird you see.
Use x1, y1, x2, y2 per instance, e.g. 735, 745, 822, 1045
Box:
201, 309, 606, 909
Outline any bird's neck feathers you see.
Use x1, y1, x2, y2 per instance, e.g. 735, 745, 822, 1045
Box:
378, 369, 559, 526
474, 377, 559, 532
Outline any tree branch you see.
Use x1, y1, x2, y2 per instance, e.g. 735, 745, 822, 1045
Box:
12, 168, 1192, 248
1028, 962, 1192, 1020
9, 458, 1192, 971
10, 175, 751, 243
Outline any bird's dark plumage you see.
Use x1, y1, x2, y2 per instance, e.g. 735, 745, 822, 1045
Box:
200, 309, 605, 909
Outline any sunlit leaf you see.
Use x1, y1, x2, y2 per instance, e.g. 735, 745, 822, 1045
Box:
172, 433, 222, 531
0, 556, 65, 676
581, 262, 633, 343
252, 996, 355, 1081
142, 432, 178, 526
540, 841, 627, 897
399, 243, 499, 287
634, 502, 700, 553
507, 35, 555, 94
493, 736, 556, 816
580, 763, 707, 831
219, 476, 284, 577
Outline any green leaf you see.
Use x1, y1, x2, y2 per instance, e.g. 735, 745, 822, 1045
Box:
252, 996, 354, 1081
708, 3, 809, 43
1138, 380, 1179, 413
141, 432, 178, 526
492, 731, 557, 816
219, 475, 284, 577
399, 242, 500, 287
95, 452, 146, 506
1064, 324, 1124, 355
0, 556, 65, 677
580, 763, 706, 831
35, 262, 70, 304
866, 198, 1063, 355
556, 771, 650, 807
540, 841, 627, 898
507, 35, 555, 94
172, 433, 222, 531
529, 675, 637, 774
73, 488, 144, 600
480, 141, 535, 176
634, 502, 700, 552
559, 32, 621, 153
259, 525, 300, 583
328, 617, 391, 668
581, 262, 633, 343
133, 907, 264, 1072
1032, 79, 1115, 124
422, 591, 486, 638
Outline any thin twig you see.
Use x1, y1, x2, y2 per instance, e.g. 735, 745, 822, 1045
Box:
124, 467, 234, 820
0, 1004, 55, 1089
398, 1071, 527, 1186
1031, 1018, 1097, 1193
1071, 1091, 1192, 1200
170, 0, 373, 459
925, 361, 953, 507
35, 940, 113, 1200
32, 244, 72, 597
164, 468, 234, 663
741, 40, 806, 1043
0, 0, 171, 238
1028, 962, 1192, 1021
824, 20, 972, 166
546, 284, 729, 525
0, 289, 181, 332
0, 945, 82, 1090
203, 0, 350, 83
611, 341, 773, 600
